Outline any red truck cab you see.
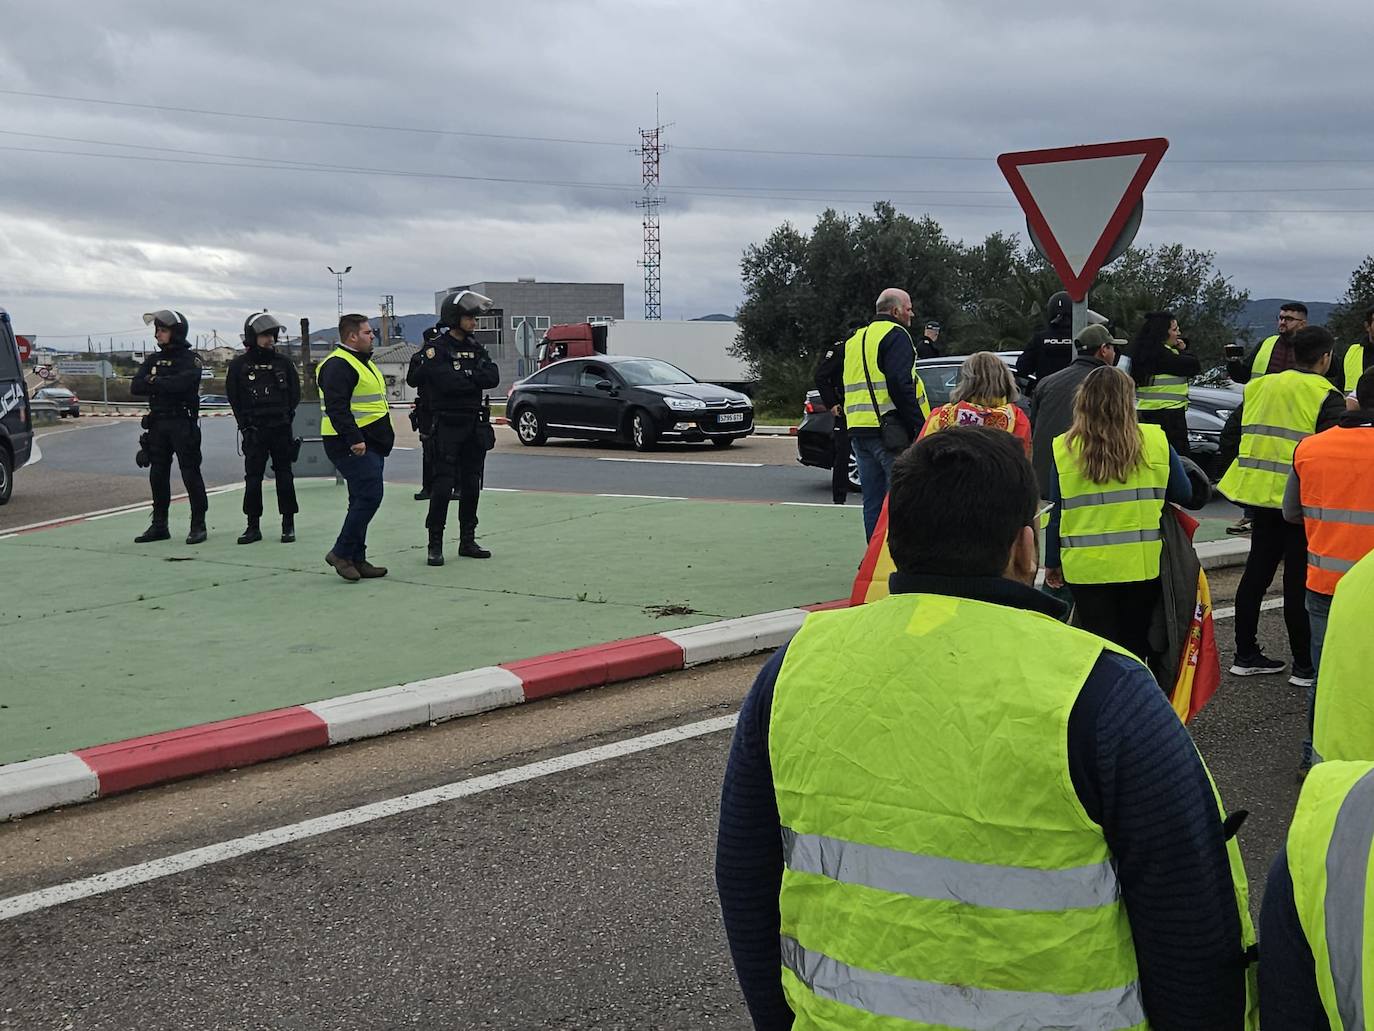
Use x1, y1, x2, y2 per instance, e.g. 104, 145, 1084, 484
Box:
536, 323, 608, 368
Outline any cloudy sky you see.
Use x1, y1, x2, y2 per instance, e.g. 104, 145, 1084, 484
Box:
2, 0, 1371, 348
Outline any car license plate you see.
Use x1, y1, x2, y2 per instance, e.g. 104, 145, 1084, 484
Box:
718, 413, 744, 423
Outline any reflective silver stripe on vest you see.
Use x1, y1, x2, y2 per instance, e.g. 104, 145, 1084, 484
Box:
780, 936, 1145, 1031
1143, 375, 1189, 387
1324, 767, 1374, 1031
1303, 506, 1374, 527
352, 393, 385, 403
782, 828, 1119, 911
1309, 553, 1359, 574
1248, 423, 1310, 443
1061, 487, 1167, 511
1061, 528, 1163, 549
1238, 456, 1293, 475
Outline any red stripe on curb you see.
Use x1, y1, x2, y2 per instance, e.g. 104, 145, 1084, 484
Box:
801, 599, 850, 612
503, 635, 685, 702
74, 706, 329, 796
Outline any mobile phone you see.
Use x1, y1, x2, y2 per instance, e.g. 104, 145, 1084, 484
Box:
1224, 343, 1244, 360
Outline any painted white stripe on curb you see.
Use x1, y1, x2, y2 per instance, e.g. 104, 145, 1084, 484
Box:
1213, 597, 1284, 622
305, 668, 526, 744
663, 608, 808, 666
0, 753, 99, 822
0, 714, 738, 923
596, 458, 764, 468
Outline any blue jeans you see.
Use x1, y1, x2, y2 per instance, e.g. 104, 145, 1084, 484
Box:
851, 435, 897, 541
331, 449, 385, 561
1303, 589, 1334, 765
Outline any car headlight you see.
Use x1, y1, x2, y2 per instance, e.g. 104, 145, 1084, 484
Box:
1213, 409, 1233, 421
665, 397, 706, 412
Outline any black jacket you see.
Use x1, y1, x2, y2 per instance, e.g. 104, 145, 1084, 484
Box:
1016, 322, 1075, 387
813, 341, 845, 411
1029, 354, 1110, 495
226, 347, 300, 428
405, 329, 500, 419
1216, 369, 1347, 479
846, 318, 923, 438
318, 346, 395, 458
130, 340, 201, 418
1129, 345, 1201, 388
1227, 334, 1293, 385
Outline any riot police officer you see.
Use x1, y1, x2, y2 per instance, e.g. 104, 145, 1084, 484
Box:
226, 312, 301, 544
1015, 290, 1076, 390
130, 308, 209, 544
407, 291, 500, 566
409, 324, 445, 502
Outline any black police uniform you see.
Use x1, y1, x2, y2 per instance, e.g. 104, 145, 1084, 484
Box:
130, 339, 208, 539
226, 345, 301, 539
406, 328, 500, 560
1015, 321, 1076, 391
813, 341, 849, 505
407, 345, 436, 500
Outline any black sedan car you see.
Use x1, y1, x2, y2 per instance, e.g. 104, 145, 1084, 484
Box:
507, 354, 754, 451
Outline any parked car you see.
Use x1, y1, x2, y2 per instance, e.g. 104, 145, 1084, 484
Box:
33, 386, 80, 417
0, 308, 33, 505
507, 354, 754, 451
1184, 383, 1242, 481
198, 394, 231, 406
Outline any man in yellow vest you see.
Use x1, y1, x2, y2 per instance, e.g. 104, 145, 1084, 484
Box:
1218, 326, 1346, 683
842, 288, 927, 541
1335, 303, 1374, 397
319, 313, 394, 582
1227, 301, 1308, 384
1259, 757, 1374, 1026
717, 426, 1256, 1030
1284, 370, 1374, 772
1311, 549, 1374, 764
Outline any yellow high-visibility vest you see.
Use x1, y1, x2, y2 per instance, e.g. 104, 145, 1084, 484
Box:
1312, 551, 1374, 762
1217, 370, 1335, 509
842, 322, 931, 428
317, 347, 389, 436
1135, 346, 1190, 411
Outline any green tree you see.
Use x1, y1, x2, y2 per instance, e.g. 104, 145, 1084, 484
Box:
1327, 255, 1374, 346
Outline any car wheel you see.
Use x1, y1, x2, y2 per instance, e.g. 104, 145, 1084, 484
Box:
514, 406, 547, 446
0, 445, 11, 506
710, 437, 734, 449
630, 410, 658, 452
847, 451, 861, 492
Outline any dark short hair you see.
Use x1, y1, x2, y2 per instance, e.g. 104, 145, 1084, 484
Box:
1357, 368, 1374, 409
338, 313, 370, 342
1291, 325, 1335, 366
888, 427, 1039, 577
1281, 301, 1309, 317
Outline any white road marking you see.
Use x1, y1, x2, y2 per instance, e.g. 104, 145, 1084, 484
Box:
32, 425, 97, 441
781, 502, 855, 509
597, 457, 764, 468
596, 493, 689, 501
1213, 597, 1283, 621
0, 714, 738, 923
0, 484, 245, 535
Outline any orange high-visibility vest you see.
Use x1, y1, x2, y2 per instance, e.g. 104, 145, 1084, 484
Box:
1294, 424, 1374, 595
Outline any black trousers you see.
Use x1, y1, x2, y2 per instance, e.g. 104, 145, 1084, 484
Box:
1233, 506, 1311, 666
426, 418, 485, 534
420, 433, 435, 494
831, 420, 850, 504
147, 416, 207, 523
241, 423, 298, 519
1069, 578, 1163, 668
1138, 407, 1191, 461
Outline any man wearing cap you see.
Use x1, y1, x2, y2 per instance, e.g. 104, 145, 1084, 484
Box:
130, 308, 210, 545
1028, 322, 1122, 498
916, 320, 942, 359
226, 312, 301, 545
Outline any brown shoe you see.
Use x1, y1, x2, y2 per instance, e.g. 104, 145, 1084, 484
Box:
355, 559, 388, 579
325, 551, 361, 582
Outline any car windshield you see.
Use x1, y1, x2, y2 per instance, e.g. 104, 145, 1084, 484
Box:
615, 359, 695, 386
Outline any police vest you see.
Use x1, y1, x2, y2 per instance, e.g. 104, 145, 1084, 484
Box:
1053, 424, 1172, 585
1135, 346, 1190, 411
1217, 370, 1335, 509
842, 323, 931, 430
1345, 343, 1369, 393
1251, 335, 1279, 377
1286, 759, 1374, 1028
1312, 551, 1374, 763
317, 347, 389, 437
770, 593, 1257, 1030
1294, 426, 1374, 595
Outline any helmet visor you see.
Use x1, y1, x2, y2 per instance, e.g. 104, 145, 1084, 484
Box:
143, 309, 184, 329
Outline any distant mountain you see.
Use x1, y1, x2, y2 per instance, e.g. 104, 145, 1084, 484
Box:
305, 313, 435, 346
1236, 298, 1338, 338
691, 313, 736, 322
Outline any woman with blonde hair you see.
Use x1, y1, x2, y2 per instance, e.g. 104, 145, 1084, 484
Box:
918, 351, 1031, 456
1044, 365, 1194, 664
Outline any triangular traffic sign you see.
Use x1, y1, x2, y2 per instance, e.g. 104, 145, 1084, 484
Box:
997, 138, 1169, 301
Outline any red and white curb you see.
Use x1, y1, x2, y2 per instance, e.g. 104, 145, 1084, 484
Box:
0, 601, 845, 822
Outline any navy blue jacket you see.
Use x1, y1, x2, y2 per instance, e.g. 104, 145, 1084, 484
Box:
1259, 847, 1328, 1029
318, 346, 395, 459
845, 317, 923, 438
715, 572, 1249, 1030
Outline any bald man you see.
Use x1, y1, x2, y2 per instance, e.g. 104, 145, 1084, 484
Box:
843, 288, 925, 539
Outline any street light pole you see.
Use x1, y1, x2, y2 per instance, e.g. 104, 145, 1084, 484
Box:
327, 265, 353, 318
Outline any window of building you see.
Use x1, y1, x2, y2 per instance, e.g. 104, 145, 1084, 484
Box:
586, 315, 616, 324
475, 315, 500, 332
510, 315, 551, 331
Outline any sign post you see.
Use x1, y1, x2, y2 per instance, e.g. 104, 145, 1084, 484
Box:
997, 138, 1169, 316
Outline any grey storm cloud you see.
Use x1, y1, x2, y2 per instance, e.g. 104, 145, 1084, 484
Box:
0, 0, 1371, 343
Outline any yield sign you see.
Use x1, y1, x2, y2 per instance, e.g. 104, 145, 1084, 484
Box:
998, 138, 1168, 301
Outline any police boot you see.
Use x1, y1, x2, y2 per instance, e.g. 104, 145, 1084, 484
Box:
427, 528, 445, 567
237, 519, 262, 545
413, 489, 431, 501
186, 520, 208, 546
280, 517, 295, 544
458, 527, 491, 559
134, 520, 170, 544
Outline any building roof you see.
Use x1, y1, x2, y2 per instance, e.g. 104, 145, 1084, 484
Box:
370, 343, 419, 365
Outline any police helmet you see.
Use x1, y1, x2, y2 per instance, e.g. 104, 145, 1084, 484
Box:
142, 308, 189, 340
1045, 291, 1072, 326
243, 312, 285, 346
439, 290, 494, 328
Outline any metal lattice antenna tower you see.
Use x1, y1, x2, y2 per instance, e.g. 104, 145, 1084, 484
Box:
635, 103, 670, 320
328, 265, 352, 317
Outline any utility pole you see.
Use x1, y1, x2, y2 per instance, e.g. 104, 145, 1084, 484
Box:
380, 294, 395, 349
301, 317, 316, 399
328, 265, 352, 317
635, 97, 671, 320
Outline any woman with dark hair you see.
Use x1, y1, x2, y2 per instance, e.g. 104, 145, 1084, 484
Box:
1126, 311, 1201, 458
